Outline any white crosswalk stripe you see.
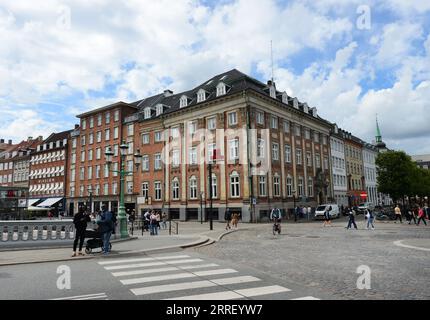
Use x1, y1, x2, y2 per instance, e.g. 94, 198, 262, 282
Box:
51, 293, 108, 300
99, 254, 320, 300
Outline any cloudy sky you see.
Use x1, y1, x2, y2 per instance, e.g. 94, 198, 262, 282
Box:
0, 0, 429, 154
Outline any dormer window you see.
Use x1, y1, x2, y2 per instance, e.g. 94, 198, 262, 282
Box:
282, 92, 288, 104
269, 86, 276, 98
303, 103, 309, 114
180, 95, 188, 108
293, 98, 299, 109
216, 82, 226, 97
197, 89, 206, 103
156, 104, 163, 116
144, 107, 151, 119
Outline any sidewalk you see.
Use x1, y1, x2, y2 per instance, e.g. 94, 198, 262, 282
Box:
0, 221, 248, 266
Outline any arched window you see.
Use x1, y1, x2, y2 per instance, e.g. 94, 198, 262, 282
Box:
180, 95, 188, 108
197, 89, 206, 103
144, 107, 151, 119
172, 177, 179, 200
230, 171, 240, 197
189, 176, 197, 199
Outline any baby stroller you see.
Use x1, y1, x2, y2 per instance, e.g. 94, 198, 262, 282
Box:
84, 229, 112, 254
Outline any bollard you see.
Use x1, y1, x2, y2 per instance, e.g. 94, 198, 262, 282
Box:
51, 226, 57, 240
12, 231, 19, 241
2, 232, 8, 242
42, 227, 48, 240
32, 227, 39, 240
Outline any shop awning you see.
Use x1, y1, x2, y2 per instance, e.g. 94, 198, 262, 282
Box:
37, 197, 63, 208
27, 199, 40, 207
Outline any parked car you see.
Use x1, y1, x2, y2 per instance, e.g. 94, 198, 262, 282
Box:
358, 202, 375, 214
314, 204, 340, 220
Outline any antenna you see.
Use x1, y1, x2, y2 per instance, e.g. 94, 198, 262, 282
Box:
270, 40, 274, 82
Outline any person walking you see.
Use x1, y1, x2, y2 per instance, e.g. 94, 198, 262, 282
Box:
294, 206, 299, 222
72, 206, 91, 257
366, 209, 375, 230
150, 211, 158, 235
224, 207, 232, 230
156, 211, 161, 230
394, 205, 403, 223
161, 212, 168, 230
426, 205, 430, 220
408, 208, 417, 225
417, 206, 428, 226
97, 205, 114, 255
346, 207, 358, 230
323, 206, 332, 227
231, 212, 240, 229
143, 210, 151, 232
307, 206, 312, 220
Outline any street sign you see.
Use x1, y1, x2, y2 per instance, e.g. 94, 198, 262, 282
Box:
360, 192, 367, 198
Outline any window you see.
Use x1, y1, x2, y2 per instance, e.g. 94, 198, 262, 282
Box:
324, 156, 329, 170
256, 111, 264, 125
104, 183, 109, 195
89, 117, 94, 128
81, 135, 86, 146
229, 139, 239, 160
306, 152, 312, 167
286, 176, 293, 197
89, 133, 94, 144
128, 142, 134, 155
271, 116, 278, 129
216, 82, 226, 96
95, 185, 100, 196
70, 186, 75, 197
171, 127, 180, 138
70, 169, 76, 182
172, 178, 180, 200
71, 153, 76, 164
127, 182, 133, 194
80, 186, 84, 197
228, 112, 237, 126
105, 129, 110, 141
197, 89, 206, 103
211, 174, 218, 198
112, 182, 118, 195
189, 147, 197, 165
208, 143, 216, 163
142, 182, 149, 198
156, 104, 163, 116
88, 166, 93, 179
127, 124, 134, 136
97, 114, 102, 126
154, 131, 162, 142
142, 155, 149, 171
79, 167, 85, 180
285, 145, 291, 163
272, 143, 279, 161
96, 131, 102, 143
283, 121, 290, 133
189, 176, 197, 199
105, 112, 110, 124
188, 121, 197, 135
127, 160, 133, 172
294, 125, 301, 136
314, 132, 320, 143
144, 108, 151, 119
155, 182, 162, 200
257, 139, 265, 158
104, 164, 110, 178
154, 154, 162, 170
315, 154, 321, 168
230, 171, 240, 197
82, 119, 87, 130
298, 177, 304, 196
172, 149, 180, 167
258, 176, 266, 196
207, 117, 216, 130
323, 136, 327, 145
81, 151, 85, 162
95, 165, 101, 178
96, 148, 101, 160
114, 110, 120, 122
296, 149, 302, 165
113, 127, 119, 140
305, 129, 310, 140
72, 138, 77, 149
273, 174, 280, 197
308, 178, 314, 197
180, 96, 188, 108
142, 133, 149, 144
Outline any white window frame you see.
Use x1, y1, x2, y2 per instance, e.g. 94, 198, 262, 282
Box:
189, 176, 198, 199
258, 175, 266, 196
228, 112, 237, 126
229, 139, 239, 160
272, 143, 279, 161
230, 171, 240, 198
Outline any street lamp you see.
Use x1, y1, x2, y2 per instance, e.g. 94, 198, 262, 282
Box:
292, 189, 297, 222
200, 192, 204, 225
105, 142, 142, 239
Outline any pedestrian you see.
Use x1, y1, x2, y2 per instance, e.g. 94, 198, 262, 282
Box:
394, 204, 403, 223
323, 205, 332, 227
161, 212, 168, 229
231, 212, 240, 229
408, 208, 417, 225
417, 207, 428, 226
346, 207, 358, 230
72, 205, 91, 257
294, 206, 299, 222
307, 206, 312, 220
341, 204, 344, 215
366, 209, 375, 230
224, 207, 232, 230
156, 211, 161, 230
48, 211, 53, 220
426, 205, 430, 220
144, 210, 151, 232
150, 211, 158, 235
96, 205, 114, 254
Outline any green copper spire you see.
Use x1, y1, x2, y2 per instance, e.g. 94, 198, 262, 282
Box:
375, 114, 382, 143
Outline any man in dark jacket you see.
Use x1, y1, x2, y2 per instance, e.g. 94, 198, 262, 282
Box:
224, 208, 232, 230
97, 205, 114, 254
72, 205, 91, 257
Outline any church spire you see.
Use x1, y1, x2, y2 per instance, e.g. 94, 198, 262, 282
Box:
375, 114, 382, 143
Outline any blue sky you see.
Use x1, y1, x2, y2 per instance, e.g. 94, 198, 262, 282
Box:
0, 0, 429, 154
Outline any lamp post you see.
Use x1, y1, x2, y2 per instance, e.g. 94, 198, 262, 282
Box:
87, 186, 93, 214
200, 192, 204, 224
292, 189, 297, 222
105, 141, 142, 239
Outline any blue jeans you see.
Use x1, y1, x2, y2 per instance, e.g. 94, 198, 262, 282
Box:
347, 217, 357, 229
367, 218, 374, 229
150, 224, 158, 235
102, 230, 112, 253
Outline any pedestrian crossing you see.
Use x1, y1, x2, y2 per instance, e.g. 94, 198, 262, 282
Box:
51, 292, 108, 300
97, 253, 320, 300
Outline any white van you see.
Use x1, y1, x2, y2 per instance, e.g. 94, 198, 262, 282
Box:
314, 204, 340, 220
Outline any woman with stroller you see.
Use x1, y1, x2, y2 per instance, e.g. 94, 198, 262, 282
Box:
72, 205, 91, 257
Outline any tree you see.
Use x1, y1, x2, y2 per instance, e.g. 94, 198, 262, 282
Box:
375, 151, 416, 203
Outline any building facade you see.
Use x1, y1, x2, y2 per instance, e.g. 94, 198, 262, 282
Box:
411, 154, 430, 170
344, 133, 365, 207
362, 143, 378, 206
330, 125, 348, 207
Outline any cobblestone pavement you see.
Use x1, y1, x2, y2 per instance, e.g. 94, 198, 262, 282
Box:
192, 217, 430, 300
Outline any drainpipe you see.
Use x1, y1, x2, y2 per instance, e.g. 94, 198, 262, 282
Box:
244, 90, 254, 223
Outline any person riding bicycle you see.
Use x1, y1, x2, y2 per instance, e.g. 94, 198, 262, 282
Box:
270, 207, 282, 223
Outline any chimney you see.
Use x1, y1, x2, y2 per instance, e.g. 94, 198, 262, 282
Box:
28, 136, 33, 141
38, 136, 43, 141
164, 90, 173, 97
267, 80, 273, 86
74, 124, 79, 130
8, 140, 12, 145
0, 139, 4, 143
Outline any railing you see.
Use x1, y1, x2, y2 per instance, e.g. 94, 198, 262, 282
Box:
128, 220, 178, 235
